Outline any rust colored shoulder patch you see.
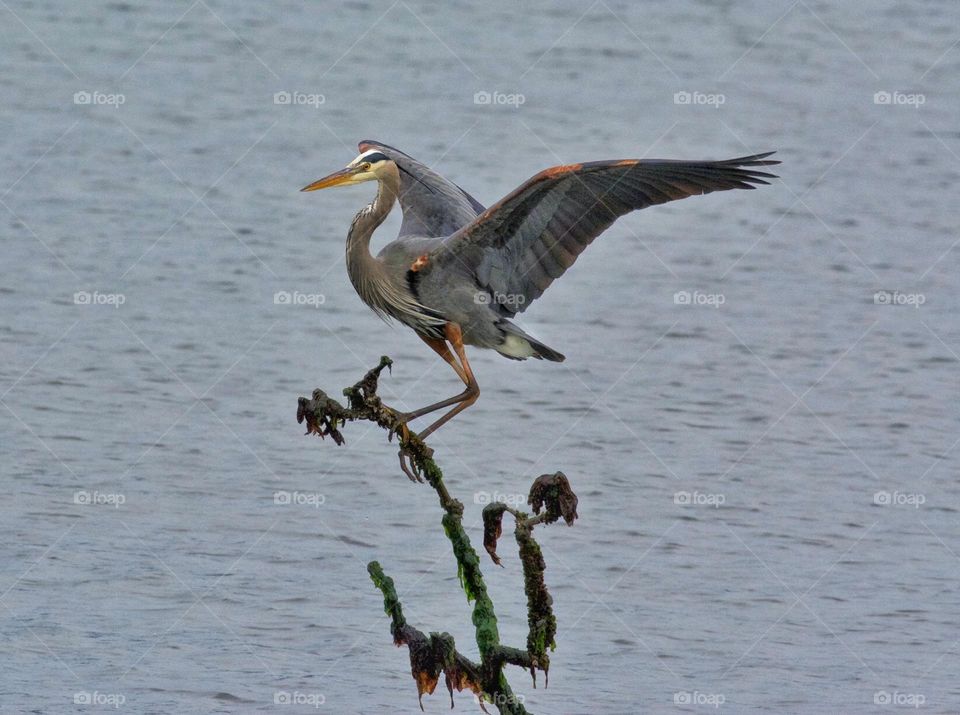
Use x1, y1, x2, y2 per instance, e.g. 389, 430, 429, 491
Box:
410, 254, 430, 272
541, 163, 583, 178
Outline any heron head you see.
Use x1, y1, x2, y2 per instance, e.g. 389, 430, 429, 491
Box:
300, 150, 393, 192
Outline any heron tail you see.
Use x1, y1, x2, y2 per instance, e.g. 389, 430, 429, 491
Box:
496, 321, 566, 362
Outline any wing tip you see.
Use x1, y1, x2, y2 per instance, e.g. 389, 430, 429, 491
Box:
729, 150, 780, 167
731, 152, 780, 181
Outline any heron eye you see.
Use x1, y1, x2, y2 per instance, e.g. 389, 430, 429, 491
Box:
362, 162, 372, 171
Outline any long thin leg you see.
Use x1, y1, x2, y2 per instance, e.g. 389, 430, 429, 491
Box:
395, 334, 471, 425
396, 325, 480, 481
414, 323, 479, 441
417, 334, 468, 385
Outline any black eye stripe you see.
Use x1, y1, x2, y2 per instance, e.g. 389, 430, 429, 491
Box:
360, 152, 388, 164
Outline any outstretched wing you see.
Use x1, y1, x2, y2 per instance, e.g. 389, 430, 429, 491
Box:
358, 140, 485, 238
430, 153, 779, 316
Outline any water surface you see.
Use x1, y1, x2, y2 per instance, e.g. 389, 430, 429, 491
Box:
2, 1, 959, 712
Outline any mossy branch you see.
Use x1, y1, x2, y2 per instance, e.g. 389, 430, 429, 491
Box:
298, 358, 579, 714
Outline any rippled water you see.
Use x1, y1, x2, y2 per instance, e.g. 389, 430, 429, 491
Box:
3, 1, 960, 712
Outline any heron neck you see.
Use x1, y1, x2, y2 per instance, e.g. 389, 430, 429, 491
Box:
345, 170, 399, 305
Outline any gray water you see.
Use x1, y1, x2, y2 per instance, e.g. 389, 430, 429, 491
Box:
3, 1, 959, 712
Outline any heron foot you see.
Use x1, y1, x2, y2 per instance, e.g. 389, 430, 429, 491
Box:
397, 432, 435, 483
388, 413, 422, 481
398, 446, 423, 483
385, 408, 412, 440
387, 411, 433, 482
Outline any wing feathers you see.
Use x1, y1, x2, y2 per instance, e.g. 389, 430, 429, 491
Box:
432, 152, 778, 316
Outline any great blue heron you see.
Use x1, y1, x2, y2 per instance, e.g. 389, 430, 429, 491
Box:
302, 140, 778, 479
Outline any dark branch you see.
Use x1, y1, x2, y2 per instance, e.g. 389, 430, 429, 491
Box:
298, 358, 579, 714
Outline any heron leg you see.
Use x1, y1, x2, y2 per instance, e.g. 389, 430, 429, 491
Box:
396, 325, 480, 481
414, 323, 479, 442
416, 333, 469, 386
394, 332, 472, 424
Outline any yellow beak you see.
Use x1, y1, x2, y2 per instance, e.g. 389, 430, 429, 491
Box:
300, 166, 360, 192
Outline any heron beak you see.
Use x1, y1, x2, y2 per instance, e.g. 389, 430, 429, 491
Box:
300, 166, 361, 192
